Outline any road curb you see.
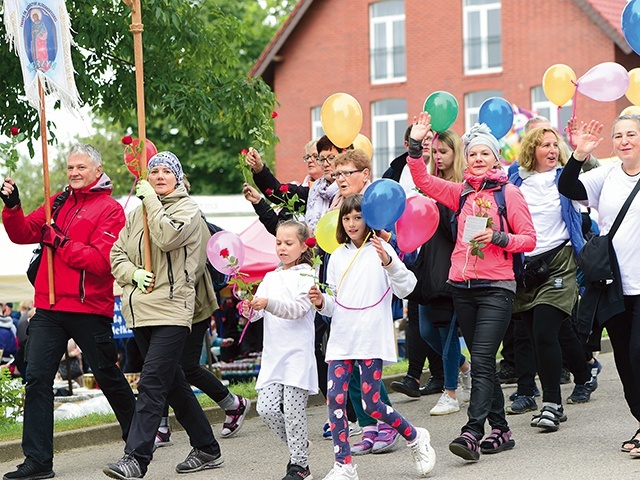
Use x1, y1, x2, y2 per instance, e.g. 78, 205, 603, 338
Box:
0, 337, 611, 463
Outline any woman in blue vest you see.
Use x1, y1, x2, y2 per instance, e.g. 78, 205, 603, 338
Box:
509, 127, 597, 432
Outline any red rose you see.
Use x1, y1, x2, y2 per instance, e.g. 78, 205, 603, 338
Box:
271, 111, 278, 119
220, 248, 230, 258
122, 135, 133, 145
265, 188, 274, 196
279, 184, 290, 194
9, 126, 19, 137
304, 237, 317, 248
240, 148, 249, 155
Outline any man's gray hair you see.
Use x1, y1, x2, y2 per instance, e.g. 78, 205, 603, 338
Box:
68, 143, 102, 166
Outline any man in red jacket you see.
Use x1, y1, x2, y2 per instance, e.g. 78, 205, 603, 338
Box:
1, 144, 136, 480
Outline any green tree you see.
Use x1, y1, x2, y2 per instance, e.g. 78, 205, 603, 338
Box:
0, 0, 295, 195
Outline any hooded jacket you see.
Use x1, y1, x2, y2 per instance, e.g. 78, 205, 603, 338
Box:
111, 184, 216, 329
2, 174, 124, 317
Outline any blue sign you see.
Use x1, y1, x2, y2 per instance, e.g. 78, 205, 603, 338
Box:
112, 296, 134, 339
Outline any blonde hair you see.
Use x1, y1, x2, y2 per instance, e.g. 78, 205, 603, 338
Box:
519, 127, 566, 172
276, 220, 314, 267
428, 130, 465, 183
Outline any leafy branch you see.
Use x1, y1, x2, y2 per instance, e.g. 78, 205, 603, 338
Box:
463, 197, 494, 280
0, 126, 25, 176
264, 184, 306, 218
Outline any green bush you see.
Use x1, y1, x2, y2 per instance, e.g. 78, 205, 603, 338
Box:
0, 369, 24, 423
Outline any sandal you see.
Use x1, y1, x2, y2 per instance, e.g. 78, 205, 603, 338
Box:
352, 430, 377, 456
621, 428, 640, 452
449, 431, 480, 461
530, 405, 567, 432
480, 428, 515, 454
221, 396, 251, 438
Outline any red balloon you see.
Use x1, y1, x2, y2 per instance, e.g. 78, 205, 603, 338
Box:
124, 139, 158, 177
396, 196, 440, 252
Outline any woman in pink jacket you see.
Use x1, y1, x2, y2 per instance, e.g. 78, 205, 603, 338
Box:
407, 113, 535, 463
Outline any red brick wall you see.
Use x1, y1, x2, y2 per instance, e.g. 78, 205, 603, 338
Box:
269, 0, 638, 181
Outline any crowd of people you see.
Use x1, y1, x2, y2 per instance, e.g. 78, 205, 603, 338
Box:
1, 109, 640, 480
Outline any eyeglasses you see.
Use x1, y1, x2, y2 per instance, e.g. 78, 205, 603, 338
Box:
331, 169, 363, 179
317, 154, 337, 165
302, 153, 319, 163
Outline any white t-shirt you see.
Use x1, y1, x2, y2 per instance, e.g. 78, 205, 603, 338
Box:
399, 163, 420, 198
580, 162, 640, 295
519, 169, 569, 256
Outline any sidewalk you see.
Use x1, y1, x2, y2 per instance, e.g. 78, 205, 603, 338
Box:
4, 340, 630, 480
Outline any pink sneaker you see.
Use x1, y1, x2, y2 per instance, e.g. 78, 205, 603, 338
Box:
371, 423, 400, 454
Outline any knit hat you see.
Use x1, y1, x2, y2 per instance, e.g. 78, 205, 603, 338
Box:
148, 151, 184, 185
461, 123, 501, 162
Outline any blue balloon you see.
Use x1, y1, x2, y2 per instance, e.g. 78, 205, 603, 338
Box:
361, 179, 406, 230
622, 0, 640, 56
478, 97, 514, 139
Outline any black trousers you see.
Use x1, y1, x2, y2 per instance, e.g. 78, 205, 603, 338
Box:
453, 288, 513, 438
22, 309, 136, 470
406, 300, 444, 381
125, 325, 219, 470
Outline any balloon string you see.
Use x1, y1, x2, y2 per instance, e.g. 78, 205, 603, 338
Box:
335, 287, 390, 310
432, 133, 440, 177
230, 273, 254, 344
124, 177, 139, 210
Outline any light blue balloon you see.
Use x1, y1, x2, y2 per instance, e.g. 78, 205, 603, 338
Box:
622, 0, 640, 56
478, 97, 514, 139
361, 179, 406, 230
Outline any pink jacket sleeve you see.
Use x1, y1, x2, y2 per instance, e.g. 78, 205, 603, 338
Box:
406, 155, 464, 210
502, 183, 536, 254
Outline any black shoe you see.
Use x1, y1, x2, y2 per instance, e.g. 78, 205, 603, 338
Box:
103, 454, 144, 479
498, 363, 518, 384
282, 463, 312, 480
3, 463, 54, 480
419, 376, 444, 396
508, 385, 540, 401
560, 367, 571, 385
567, 380, 596, 404
175, 448, 223, 473
390, 375, 421, 398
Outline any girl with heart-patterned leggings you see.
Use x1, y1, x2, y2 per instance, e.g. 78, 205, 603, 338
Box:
309, 194, 437, 480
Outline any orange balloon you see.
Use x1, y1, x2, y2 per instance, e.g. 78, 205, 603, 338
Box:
352, 133, 373, 160
626, 68, 640, 106
321, 93, 363, 148
542, 64, 577, 107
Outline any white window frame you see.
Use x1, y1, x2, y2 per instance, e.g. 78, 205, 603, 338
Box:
369, 1, 406, 85
464, 89, 502, 131
463, 0, 502, 75
531, 85, 573, 131
311, 106, 324, 141
371, 99, 407, 178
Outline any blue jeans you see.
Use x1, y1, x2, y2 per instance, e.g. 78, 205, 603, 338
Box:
22, 310, 136, 470
418, 302, 466, 391
453, 287, 514, 438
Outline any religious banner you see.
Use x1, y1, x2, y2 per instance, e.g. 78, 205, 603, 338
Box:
3, 0, 81, 111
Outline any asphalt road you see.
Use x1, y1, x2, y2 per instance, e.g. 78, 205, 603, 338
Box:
2, 350, 640, 479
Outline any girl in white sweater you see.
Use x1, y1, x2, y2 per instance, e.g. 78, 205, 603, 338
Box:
309, 194, 436, 480
241, 220, 318, 480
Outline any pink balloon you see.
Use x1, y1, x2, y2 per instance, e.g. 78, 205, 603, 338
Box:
206, 231, 246, 275
396, 196, 440, 252
577, 62, 629, 102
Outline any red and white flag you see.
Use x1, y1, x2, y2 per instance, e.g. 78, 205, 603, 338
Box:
3, 0, 81, 111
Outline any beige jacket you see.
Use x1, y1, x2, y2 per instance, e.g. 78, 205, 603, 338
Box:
111, 184, 217, 329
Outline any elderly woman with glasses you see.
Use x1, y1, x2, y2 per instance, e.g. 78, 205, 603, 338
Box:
328, 149, 371, 211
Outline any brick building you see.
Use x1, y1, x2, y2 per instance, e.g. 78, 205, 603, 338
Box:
251, 0, 639, 181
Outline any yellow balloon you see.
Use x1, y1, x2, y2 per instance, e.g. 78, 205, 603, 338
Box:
321, 93, 363, 148
352, 133, 373, 160
542, 64, 577, 107
621, 105, 640, 116
315, 209, 342, 254
626, 68, 640, 106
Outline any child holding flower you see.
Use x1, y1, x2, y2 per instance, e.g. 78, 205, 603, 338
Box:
406, 113, 535, 462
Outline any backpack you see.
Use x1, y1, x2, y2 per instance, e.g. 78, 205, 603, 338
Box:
450, 185, 524, 280
201, 215, 230, 292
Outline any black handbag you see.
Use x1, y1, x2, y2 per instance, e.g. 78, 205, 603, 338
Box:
518, 240, 568, 290
577, 178, 640, 287
26, 190, 70, 286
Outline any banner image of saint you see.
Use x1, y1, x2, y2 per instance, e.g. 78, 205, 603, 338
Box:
24, 7, 58, 72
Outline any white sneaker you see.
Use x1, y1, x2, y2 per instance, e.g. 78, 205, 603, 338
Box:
322, 462, 359, 480
429, 392, 460, 416
458, 370, 471, 403
348, 421, 363, 437
409, 427, 436, 476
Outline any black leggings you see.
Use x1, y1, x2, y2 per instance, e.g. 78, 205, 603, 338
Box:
520, 304, 588, 405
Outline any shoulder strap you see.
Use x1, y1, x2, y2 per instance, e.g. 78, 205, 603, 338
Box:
51, 189, 70, 221
609, 178, 640, 239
